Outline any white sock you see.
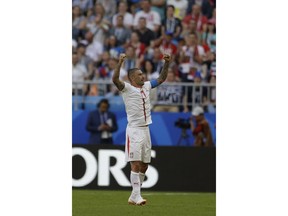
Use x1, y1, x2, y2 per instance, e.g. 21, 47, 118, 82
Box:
130, 171, 141, 198
139, 172, 145, 186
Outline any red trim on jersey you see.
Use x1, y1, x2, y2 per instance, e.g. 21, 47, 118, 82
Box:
127, 135, 130, 155
140, 90, 147, 122
141, 89, 146, 98
142, 98, 147, 122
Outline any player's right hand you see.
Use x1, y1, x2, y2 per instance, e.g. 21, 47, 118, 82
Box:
119, 53, 126, 62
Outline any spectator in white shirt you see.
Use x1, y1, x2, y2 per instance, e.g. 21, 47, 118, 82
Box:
72, 52, 89, 96
133, 0, 161, 34
112, 1, 134, 29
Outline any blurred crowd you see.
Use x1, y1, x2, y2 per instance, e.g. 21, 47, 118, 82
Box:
72, 0, 216, 112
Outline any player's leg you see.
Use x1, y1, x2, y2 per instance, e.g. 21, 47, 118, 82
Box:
128, 161, 146, 205
139, 127, 152, 186
139, 162, 148, 186
125, 126, 146, 205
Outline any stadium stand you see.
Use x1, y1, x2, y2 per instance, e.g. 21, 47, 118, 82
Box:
72, 0, 216, 113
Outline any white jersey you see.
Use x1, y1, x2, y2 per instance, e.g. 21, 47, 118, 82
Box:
121, 81, 152, 127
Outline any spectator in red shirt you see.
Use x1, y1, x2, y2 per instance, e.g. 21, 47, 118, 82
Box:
154, 31, 178, 62
125, 31, 146, 59
182, 4, 208, 32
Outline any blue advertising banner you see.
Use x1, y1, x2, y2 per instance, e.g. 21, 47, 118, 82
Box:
73, 111, 216, 146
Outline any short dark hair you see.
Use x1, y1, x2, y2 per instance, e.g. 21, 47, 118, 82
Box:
128, 68, 140, 82
97, 98, 110, 108
167, 5, 175, 11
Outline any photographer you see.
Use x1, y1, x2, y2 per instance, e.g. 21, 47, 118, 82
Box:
190, 106, 213, 147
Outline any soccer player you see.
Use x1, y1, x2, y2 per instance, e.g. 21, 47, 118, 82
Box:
112, 53, 171, 205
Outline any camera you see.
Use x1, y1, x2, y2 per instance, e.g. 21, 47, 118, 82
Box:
174, 118, 190, 129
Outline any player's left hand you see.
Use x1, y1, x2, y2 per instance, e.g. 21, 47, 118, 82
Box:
163, 53, 171, 62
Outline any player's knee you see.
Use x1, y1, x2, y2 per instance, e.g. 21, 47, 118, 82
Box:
130, 161, 141, 172
141, 163, 149, 172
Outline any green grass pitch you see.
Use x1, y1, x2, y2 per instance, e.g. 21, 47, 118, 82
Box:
73, 189, 216, 216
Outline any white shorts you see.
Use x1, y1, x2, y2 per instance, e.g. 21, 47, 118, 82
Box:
125, 125, 152, 163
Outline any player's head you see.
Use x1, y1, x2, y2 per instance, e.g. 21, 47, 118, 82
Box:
97, 98, 110, 113
128, 68, 145, 87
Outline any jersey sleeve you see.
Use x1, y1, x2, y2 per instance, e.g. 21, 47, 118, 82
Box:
121, 81, 131, 93
150, 79, 160, 89
145, 81, 152, 90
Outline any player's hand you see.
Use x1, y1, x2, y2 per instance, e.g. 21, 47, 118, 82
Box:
119, 53, 126, 63
163, 53, 171, 62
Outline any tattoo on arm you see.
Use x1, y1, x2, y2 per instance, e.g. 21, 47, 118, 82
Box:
112, 62, 125, 91
157, 61, 169, 85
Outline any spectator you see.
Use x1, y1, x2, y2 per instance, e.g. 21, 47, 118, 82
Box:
90, 51, 110, 81
208, 8, 216, 25
85, 7, 96, 26
142, 59, 157, 80
206, 21, 216, 52
72, 0, 94, 14
179, 33, 206, 76
73, 6, 86, 29
72, 39, 78, 53
94, 2, 105, 17
72, 6, 87, 40
94, 57, 128, 96
109, 14, 131, 46
182, 3, 208, 32
201, 0, 216, 19
183, 71, 207, 112
97, 0, 117, 22
129, 0, 142, 17
208, 51, 216, 76
135, 17, 156, 47
123, 46, 142, 72
133, 0, 161, 34
161, 5, 182, 39
112, 1, 134, 29
179, 18, 198, 39
86, 99, 118, 144
72, 52, 89, 96
104, 35, 125, 59
189, 106, 213, 146
151, 0, 166, 22
76, 40, 93, 69
108, 58, 128, 81
149, 47, 164, 78
155, 31, 178, 58
84, 31, 104, 64
86, 13, 109, 44
87, 51, 111, 96
167, 0, 188, 20
125, 31, 146, 59
153, 68, 183, 112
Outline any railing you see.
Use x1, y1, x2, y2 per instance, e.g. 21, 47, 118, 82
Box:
72, 80, 216, 111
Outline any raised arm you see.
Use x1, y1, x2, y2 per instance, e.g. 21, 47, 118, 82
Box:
156, 53, 171, 85
112, 53, 126, 91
